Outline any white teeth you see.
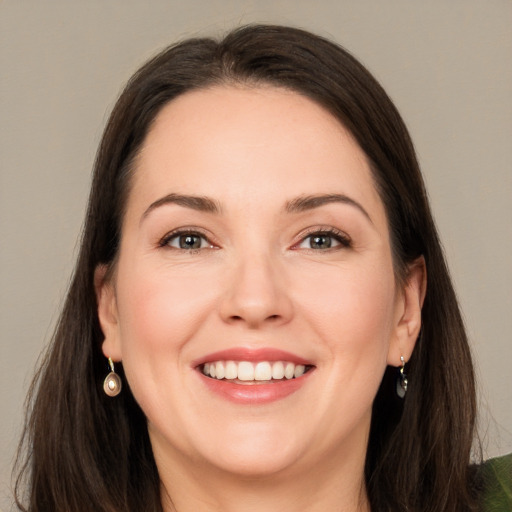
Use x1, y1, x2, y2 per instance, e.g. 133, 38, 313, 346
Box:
215, 361, 225, 379
225, 361, 237, 380
271, 361, 285, 379
294, 364, 306, 378
201, 360, 309, 382
284, 362, 295, 380
238, 361, 255, 381
254, 362, 272, 381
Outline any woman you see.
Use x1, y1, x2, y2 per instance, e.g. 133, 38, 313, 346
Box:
14, 24, 509, 512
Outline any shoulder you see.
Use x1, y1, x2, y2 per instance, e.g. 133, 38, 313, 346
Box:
477, 453, 512, 512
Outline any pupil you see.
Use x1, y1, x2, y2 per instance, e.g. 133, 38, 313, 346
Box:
311, 235, 331, 249
180, 235, 201, 249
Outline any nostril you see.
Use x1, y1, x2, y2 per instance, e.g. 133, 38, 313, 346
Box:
227, 313, 281, 325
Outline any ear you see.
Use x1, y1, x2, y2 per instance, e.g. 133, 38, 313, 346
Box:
94, 264, 123, 361
387, 257, 427, 366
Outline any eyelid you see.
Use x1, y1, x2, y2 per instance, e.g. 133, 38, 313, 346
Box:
291, 226, 352, 250
158, 227, 218, 250
157, 225, 350, 251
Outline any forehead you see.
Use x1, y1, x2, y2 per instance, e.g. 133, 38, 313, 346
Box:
127, 85, 386, 227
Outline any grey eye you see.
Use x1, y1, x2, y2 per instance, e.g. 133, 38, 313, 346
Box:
178, 234, 203, 249
165, 232, 211, 250
298, 233, 343, 250
309, 234, 333, 249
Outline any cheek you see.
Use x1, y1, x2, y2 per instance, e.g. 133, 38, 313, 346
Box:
112, 260, 220, 402
281, 259, 398, 447
297, 259, 397, 365
116, 260, 214, 347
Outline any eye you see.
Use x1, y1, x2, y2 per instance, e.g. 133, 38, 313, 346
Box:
161, 230, 214, 251
296, 229, 351, 250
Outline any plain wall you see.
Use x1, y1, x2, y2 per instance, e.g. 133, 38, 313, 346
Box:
1, 1, 511, 509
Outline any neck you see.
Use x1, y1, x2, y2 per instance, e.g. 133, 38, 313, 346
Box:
161, 470, 370, 512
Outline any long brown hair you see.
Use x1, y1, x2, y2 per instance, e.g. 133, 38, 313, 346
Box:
15, 25, 480, 511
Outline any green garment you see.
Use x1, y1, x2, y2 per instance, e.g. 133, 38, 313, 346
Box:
479, 453, 512, 512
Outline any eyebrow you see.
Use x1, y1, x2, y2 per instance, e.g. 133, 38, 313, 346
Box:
141, 193, 221, 222
141, 192, 372, 224
284, 194, 373, 223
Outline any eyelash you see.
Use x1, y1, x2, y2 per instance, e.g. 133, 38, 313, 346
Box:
158, 226, 352, 252
158, 228, 214, 252
293, 227, 352, 251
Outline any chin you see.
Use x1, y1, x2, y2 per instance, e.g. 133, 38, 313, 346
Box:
208, 446, 302, 478
195, 421, 308, 478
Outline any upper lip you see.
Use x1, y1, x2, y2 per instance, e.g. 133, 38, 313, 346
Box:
192, 348, 313, 368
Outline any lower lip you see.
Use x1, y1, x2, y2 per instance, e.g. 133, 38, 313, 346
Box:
198, 371, 313, 404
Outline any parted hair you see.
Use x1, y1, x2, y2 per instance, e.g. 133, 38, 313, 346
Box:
15, 25, 480, 512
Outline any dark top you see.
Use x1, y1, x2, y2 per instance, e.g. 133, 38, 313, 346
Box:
479, 453, 512, 511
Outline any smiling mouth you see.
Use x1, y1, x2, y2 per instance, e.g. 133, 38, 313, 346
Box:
200, 360, 314, 383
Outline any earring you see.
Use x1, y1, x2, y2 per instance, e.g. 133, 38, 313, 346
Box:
396, 356, 408, 399
103, 357, 122, 397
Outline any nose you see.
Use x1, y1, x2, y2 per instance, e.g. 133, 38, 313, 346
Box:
219, 252, 294, 329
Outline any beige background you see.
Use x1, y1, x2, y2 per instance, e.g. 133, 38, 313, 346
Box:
1, 1, 511, 509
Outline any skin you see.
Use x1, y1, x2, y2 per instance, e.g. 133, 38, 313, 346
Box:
96, 86, 425, 512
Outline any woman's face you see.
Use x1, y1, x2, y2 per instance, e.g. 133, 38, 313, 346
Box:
98, 86, 422, 479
